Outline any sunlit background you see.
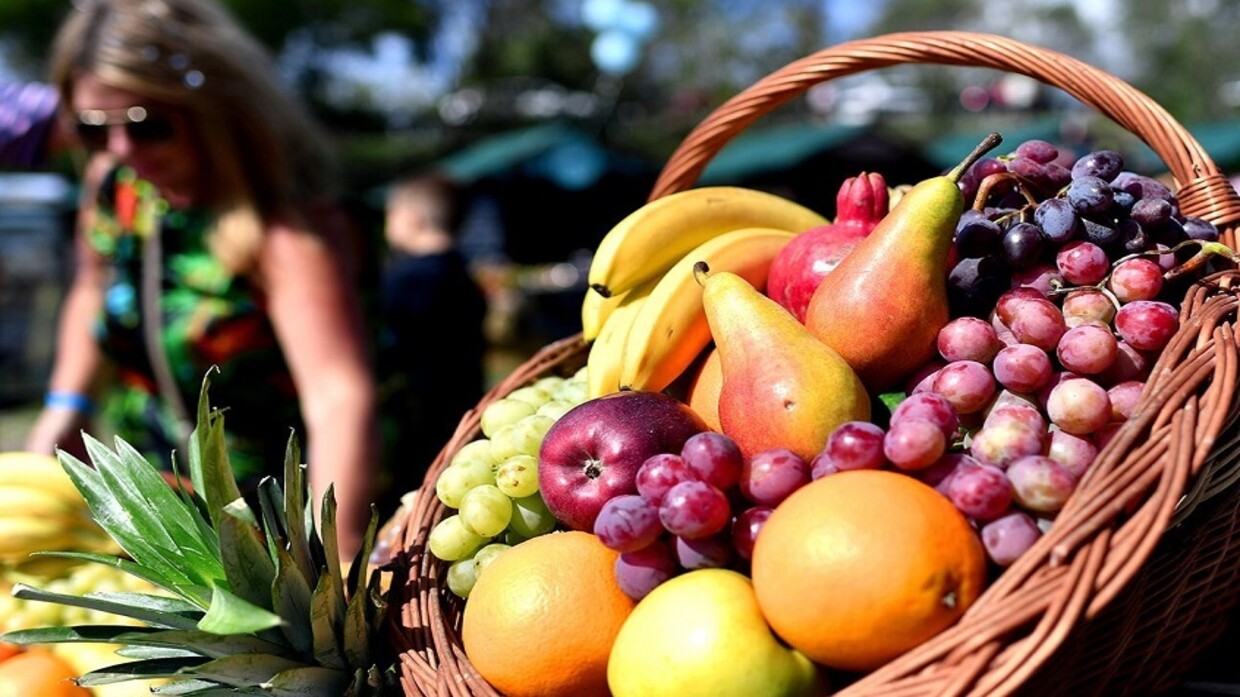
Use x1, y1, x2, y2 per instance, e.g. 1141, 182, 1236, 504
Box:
2, 0, 1239, 449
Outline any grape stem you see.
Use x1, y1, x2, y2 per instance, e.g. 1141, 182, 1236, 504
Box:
1159, 240, 1240, 283
971, 172, 1040, 213
1046, 238, 1239, 307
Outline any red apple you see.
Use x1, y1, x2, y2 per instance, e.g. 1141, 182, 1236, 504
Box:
538, 390, 708, 531
766, 172, 888, 322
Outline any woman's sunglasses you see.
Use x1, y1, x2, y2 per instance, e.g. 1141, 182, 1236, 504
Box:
74, 106, 177, 150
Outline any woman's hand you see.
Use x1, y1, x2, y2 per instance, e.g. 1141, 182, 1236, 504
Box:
24, 404, 91, 461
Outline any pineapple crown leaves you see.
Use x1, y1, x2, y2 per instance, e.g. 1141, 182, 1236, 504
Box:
2, 374, 393, 695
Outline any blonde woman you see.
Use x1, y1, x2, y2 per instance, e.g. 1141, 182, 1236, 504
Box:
25, 0, 377, 557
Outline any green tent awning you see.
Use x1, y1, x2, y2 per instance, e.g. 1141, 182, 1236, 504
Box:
697, 122, 871, 184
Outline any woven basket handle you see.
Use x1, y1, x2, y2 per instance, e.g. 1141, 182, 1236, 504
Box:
651, 30, 1240, 245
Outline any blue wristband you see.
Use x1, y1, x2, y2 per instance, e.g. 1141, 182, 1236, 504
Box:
45, 391, 94, 415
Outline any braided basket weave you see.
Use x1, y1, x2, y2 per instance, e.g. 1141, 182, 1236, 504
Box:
387, 31, 1240, 696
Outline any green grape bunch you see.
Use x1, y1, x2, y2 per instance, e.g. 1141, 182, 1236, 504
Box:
428, 368, 588, 597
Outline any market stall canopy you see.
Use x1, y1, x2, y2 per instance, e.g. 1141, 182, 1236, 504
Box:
923, 117, 1065, 171
436, 121, 652, 191
695, 121, 941, 215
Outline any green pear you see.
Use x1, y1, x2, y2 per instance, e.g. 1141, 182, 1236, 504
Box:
701, 268, 869, 461
804, 133, 1003, 392
608, 568, 822, 697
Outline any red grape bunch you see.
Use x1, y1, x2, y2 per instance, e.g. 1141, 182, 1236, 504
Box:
592, 431, 813, 600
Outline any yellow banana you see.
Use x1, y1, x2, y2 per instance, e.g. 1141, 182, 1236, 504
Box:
620, 227, 795, 393
0, 485, 88, 518
0, 452, 83, 504
588, 186, 827, 298
586, 278, 657, 399
581, 286, 628, 343
0, 514, 99, 558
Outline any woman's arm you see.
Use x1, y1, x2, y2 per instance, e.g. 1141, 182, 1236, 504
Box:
259, 217, 378, 560
24, 166, 109, 459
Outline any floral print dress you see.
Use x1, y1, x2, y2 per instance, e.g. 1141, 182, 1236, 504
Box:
88, 167, 302, 483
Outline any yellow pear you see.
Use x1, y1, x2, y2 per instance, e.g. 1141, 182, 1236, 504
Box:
700, 267, 870, 461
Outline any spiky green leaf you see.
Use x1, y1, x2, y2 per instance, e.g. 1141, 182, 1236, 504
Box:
342, 510, 380, 672
9, 584, 202, 630
218, 498, 277, 611
109, 435, 224, 574
115, 645, 202, 660
309, 568, 346, 670
271, 544, 314, 656
257, 476, 287, 561
112, 629, 294, 659
59, 447, 206, 605
187, 373, 243, 531
263, 666, 352, 696
183, 653, 310, 686
30, 550, 212, 605
281, 438, 317, 588
346, 506, 380, 598
150, 679, 262, 695
149, 678, 272, 695
74, 656, 211, 685
2, 624, 160, 646
197, 584, 283, 635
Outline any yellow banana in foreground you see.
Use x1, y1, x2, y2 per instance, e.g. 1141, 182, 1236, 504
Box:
586, 278, 656, 399
581, 286, 629, 343
620, 227, 795, 393
588, 186, 827, 299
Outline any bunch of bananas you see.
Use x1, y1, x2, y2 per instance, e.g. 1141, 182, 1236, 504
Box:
581, 186, 827, 398
0, 452, 120, 569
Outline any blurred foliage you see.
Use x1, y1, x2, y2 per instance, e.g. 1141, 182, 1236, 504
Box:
0, 0, 442, 82
4, 0, 1238, 187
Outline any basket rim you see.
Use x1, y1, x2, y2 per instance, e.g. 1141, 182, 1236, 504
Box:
650, 30, 1240, 246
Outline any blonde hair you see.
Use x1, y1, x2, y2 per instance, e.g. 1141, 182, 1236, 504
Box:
50, 0, 336, 274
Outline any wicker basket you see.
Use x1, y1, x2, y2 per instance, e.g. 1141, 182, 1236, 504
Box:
387, 30, 1240, 697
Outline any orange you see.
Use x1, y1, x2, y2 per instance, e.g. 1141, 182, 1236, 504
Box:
0, 648, 92, 696
0, 643, 20, 663
751, 469, 986, 672
461, 530, 635, 697
686, 347, 722, 431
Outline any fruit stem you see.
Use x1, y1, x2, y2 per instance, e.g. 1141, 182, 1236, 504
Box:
1162, 240, 1240, 283
692, 261, 711, 287
948, 132, 1003, 184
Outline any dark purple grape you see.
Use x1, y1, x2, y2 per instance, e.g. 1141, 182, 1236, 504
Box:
1081, 218, 1121, 248
958, 172, 979, 202
1034, 198, 1081, 243
971, 157, 1009, 180
1154, 217, 1189, 248
1015, 139, 1059, 164
1111, 171, 1174, 203
948, 256, 1009, 318
1071, 150, 1124, 181
1183, 217, 1220, 242
955, 217, 1003, 258
1111, 189, 1136, 212
1009, 157, 1049, 189
1130, 198, 1173, 228
1067, 176, 1113, 215
1119, 219, 1149, 254
1045, 163, 1072, 191
1002, 222, 1047, 270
